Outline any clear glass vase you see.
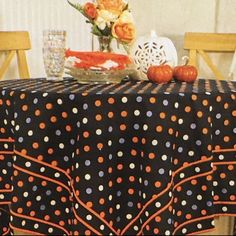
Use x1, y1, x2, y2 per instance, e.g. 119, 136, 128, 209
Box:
97, 36, 112, 52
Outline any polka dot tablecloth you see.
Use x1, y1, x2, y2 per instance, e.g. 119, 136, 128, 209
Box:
0, 78, 235, 235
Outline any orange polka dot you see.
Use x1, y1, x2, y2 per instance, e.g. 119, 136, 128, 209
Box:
116, 177, 122, 183
100, 212, 105, 218
98, 156, 104, 163
28, 176, 34, 182
191, 179, 197, 185
197, 111, 203, 118
55, 210, 61, 216
202, 100, 208, 106
171, 115, 177, 122
177, 211, 182, 216
177, 186, 182, 192
66, 125, 72, 132
117, 164, 123, 170
216, 96, 222, 102
57, 186, 62, 192
224, 136, 230, 142
149, 97, 156, 103
99, 198, 105, 205
128, 188, 134, 195
50, 116, 57, 123
145, 166, 151, 173
120, 124, 126, 131
51, 161, 58, 166
39, 122, 46, 129
201, 185, 207, 191
62, 112, 68, 118
154, 228, 159, 234
148, 153, 155, 159
224, 120, 229, 126
83, 131, 90, 138
108, 97, 115, 104
84, 145, 90, 152
95, 114, 102, 121
32, 142, 39, 149
156, 125, 163, 133
17, 181, 24, 187
228, 165, 234, 171
30, 211, 35, 217
220, 173, 226, 179
86, 201, 93, 208
232, 110, 236, 117
202, 128, 208, 134
41, 181, 47, 187
22, 105, 28, 111
168, 128, 174, 135
17, 208, 23, 214
206, 175, 212, 181
48, 148, 54, 154
186, 214, 192, 219
129, 176, 135, 182
95, 100, 101, 107
159, 112, 166, 119
20, 93, 26, 99
121, 111, 128, 117
44, 215, 50, 221
97, 143, 103, 150
59, 221, 65, 226
155, 216, 161, 222
108, 112, 114, 118
201, 210, 207, 215
155, 181, 161, 188
191, 94, 197, 101
12, 196, 18, 202
46, 103, 53, 110
131, 149, 137, 156
26, 201, 32, 207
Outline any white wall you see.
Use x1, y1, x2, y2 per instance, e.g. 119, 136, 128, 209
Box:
0, 0, 236, 80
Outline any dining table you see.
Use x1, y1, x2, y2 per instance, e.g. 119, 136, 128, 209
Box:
0, 77, 235, 235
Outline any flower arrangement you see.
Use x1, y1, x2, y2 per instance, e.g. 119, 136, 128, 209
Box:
67, 0, 136, 51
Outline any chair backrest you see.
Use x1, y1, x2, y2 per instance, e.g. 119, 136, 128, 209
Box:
0, 31, 31, 80
184, 32, 236, 80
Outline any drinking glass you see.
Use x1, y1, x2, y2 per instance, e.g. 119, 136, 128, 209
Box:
42, 30, 66, 80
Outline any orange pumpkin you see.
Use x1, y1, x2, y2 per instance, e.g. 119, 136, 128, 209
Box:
147, 65, 173, 84
174, 65, 198, 83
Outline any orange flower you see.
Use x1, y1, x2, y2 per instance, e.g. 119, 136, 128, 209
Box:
97, 0, 126, 15
84, 2, 97, 19
112, 22, 136, 43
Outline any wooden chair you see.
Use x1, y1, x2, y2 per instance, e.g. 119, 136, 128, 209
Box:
184, 32, 236, 80
0, 31, 31, 80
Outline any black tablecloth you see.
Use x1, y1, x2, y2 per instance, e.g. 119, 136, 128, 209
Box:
0, 78, 235, 235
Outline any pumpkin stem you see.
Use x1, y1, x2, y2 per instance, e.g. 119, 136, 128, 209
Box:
181, 56, 189, 66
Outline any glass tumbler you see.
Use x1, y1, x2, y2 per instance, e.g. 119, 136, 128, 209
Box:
43, 30, 66, 80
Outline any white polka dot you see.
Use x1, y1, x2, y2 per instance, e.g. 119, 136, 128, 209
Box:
229, 180, 235, 186
161, 155, 167, 161
181, 200, 187, 206
40, 167, 45, 173
116, 204, 120, 210
121, 97, 128, 103
178, 119, 183, 124
23, 192, 28, 197
98, 185, 104, 191
219, 154, 224, 160
2, 169, 7, 175
165, 230, 171, 236
134, 226, 139, 231
222, 206, 228, 212
85, 174, 91, 180
108, 195, 112, 201
126, 214, 132, 219
155, 202, 161, 208
44, 136, 49, 142
36, 196, 41, 201
48, 228, 53, 233
182, 228, 187, 234
15, 125, 19, 131
197, 195, 202, 200
183, 135, 189, 140
75, 203, 79, 209
142, 193, 146, 199
57, 99, 63, 105
129, 163, 135, 169
21, 220, 26, 226
180, 173, 185, 178
195, 167, 200, 173
50, 200, 56, 205
82, 118, 88, 124
100, 225, 105, 230
188, 151, 194, 156
42, 93, 48, 97
25, 162, 31, 168
28, 130, 33, 136
0, 194, 4, 200
34, 224, 39, 229
72, 108, 78, 114
96, 129, 102, 135
134, 110, 140, 116
54, 172, 60, 178
86, 215, 92, 221
143, 124, 148, 131
59, 143, 64, 149
197, 223, 202, 229
152, 140, 158, 146
145, 211, 149, 217
117, 151, 123, 157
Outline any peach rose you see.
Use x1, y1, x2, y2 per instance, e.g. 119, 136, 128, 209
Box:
112, 21, 135, 43
97, 0, 126, 16
84, 2, 97, 19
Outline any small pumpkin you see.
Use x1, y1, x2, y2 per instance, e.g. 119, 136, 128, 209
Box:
174, 56, 198, 82
147, 64, 173, 84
